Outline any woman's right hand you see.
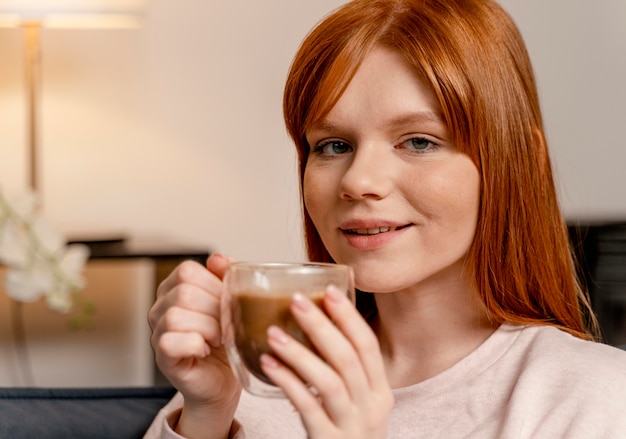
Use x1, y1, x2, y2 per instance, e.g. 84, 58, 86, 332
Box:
148, 253, 241, 438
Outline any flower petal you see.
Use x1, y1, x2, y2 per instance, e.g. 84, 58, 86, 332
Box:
4, 267, 49, 302
59, 244, 90, 276
46, 289, 73, 313
31, 218, 64, 254
0, 223, 29, 267
10, 192, 39, 220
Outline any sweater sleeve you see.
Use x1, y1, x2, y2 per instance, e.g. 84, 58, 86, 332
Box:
143, 392, 244, 439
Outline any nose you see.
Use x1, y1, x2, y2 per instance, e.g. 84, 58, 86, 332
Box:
339, 144, 393, 201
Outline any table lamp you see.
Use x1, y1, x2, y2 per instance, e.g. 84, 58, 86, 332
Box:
0, 0, 145, 194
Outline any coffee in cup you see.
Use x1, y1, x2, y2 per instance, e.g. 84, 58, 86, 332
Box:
221, 262, 354, 397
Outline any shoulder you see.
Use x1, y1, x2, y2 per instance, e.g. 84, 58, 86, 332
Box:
492, 323, 626, 390
498, 324, 626, 436
515, 323, 626, 367
507, 324, 626, 406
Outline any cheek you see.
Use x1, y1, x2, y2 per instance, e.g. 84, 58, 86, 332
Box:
419, 161, 480, 227
302, 169, 326, 224
442, 165, 481, 232
457, 164, 481, 216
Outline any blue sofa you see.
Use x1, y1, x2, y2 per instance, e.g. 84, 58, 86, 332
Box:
0, 386, 176, 438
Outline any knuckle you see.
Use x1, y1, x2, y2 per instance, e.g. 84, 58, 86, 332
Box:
149, 332, 160, 352
172, 283, 197, 305
335, 350, 361, 372
162, 306, 185, 330
323, 374, 345, 395
147, 306, 159, 329
154, 332, 173, 358
176, 259, 202, 280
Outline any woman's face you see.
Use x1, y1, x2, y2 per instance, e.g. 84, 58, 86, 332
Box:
303, 46, 480, 293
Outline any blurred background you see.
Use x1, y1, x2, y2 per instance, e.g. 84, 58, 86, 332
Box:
0, 0, 624, 387
1, 0, 625, 263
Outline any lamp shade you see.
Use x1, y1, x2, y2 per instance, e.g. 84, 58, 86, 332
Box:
0, 0, 146, 28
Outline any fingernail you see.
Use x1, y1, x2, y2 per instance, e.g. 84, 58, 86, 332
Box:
260, 354, 279, 369
326, 284, 345, 303
292, 292, 312, 312
267, 325, 289, 344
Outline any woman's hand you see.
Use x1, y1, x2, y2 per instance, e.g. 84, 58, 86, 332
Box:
148, 253, 241, 439
260, 285, 394, 439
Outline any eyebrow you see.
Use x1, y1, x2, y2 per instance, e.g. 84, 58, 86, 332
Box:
311, 110, 445, 133
387, 111, 445, 126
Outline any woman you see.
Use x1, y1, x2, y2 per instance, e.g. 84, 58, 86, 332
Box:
145, 0, 626, 438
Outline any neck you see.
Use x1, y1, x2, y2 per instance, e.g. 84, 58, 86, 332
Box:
371, 270, 497, 388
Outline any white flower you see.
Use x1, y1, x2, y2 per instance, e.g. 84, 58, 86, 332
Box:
45, 288, 74, 314
9, 192, 38, 220
0, 221, 29, 266
32, 217, 65, 255
0, 188, 90, 315
4, 265, 52, 302
59, 243, 90, 290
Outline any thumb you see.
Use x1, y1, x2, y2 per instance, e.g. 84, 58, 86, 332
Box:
206, 253, 235, 280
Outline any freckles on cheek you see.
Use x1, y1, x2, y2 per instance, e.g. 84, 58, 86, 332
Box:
302, 174, 323, 221
426, 166, 480, 220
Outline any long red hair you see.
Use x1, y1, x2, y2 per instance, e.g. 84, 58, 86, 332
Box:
283, 0, 599, 340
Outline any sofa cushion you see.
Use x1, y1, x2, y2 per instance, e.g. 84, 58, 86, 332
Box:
0, 386, 176, 439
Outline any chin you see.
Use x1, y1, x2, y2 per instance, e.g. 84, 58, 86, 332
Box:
353, 270, 410, 294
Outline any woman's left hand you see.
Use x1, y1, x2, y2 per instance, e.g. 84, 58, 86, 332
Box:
260, 285, 394, 439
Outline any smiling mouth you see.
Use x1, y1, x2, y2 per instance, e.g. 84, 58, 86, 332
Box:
344, 225, 410, 235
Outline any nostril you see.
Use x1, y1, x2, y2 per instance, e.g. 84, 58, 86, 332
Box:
339, 190, 383, 201
337, 148, 393, 200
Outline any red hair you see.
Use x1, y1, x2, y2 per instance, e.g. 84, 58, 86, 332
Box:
283, 0, 599, 340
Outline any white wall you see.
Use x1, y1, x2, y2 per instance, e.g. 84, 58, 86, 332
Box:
498, 0, 626, 222
1, 0, 625, 265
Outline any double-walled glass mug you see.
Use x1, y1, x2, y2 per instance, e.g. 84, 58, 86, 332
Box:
221, 262, 355, 398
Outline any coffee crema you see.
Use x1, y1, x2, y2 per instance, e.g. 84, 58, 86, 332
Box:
232, 291, 324, 385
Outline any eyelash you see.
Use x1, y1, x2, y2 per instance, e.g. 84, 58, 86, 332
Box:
311, 140, 352, 156
399, 136, 440, 153
311, 136, 440, 156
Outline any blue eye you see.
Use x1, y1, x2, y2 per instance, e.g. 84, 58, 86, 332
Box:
402, 137, 438, 152
313, 140, 352, 155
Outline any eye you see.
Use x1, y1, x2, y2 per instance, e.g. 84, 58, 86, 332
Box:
399, 136, 439, 153
312, 140, 352, 156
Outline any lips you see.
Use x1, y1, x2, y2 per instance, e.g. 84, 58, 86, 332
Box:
340, 220, 412, 236
346, 226, 401, 235
339, 221, 411, 250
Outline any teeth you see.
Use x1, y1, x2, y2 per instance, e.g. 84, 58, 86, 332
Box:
353, 227, 392, 235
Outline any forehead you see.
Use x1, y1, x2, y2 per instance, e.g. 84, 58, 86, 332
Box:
311, 46, 444, 132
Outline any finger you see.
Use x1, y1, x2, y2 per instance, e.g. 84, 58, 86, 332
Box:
323, 285, 389, 393
164, 282, 221, 315
154, 304, 222, 347
206, 253, 233, 280
260, 353, 334, 435
156, 259, 217, 299
149, 282, 221, 333
154, 331, 211, 371
265, 324, 353, 420
289, 291, 373, 400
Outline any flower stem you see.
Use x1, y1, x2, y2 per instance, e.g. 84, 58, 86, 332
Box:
9, 299, 35, 386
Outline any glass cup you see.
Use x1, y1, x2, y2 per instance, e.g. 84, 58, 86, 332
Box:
221, 262, 354, 398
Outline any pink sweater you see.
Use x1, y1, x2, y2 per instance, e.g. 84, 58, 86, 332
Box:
145, 324, 626, 438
